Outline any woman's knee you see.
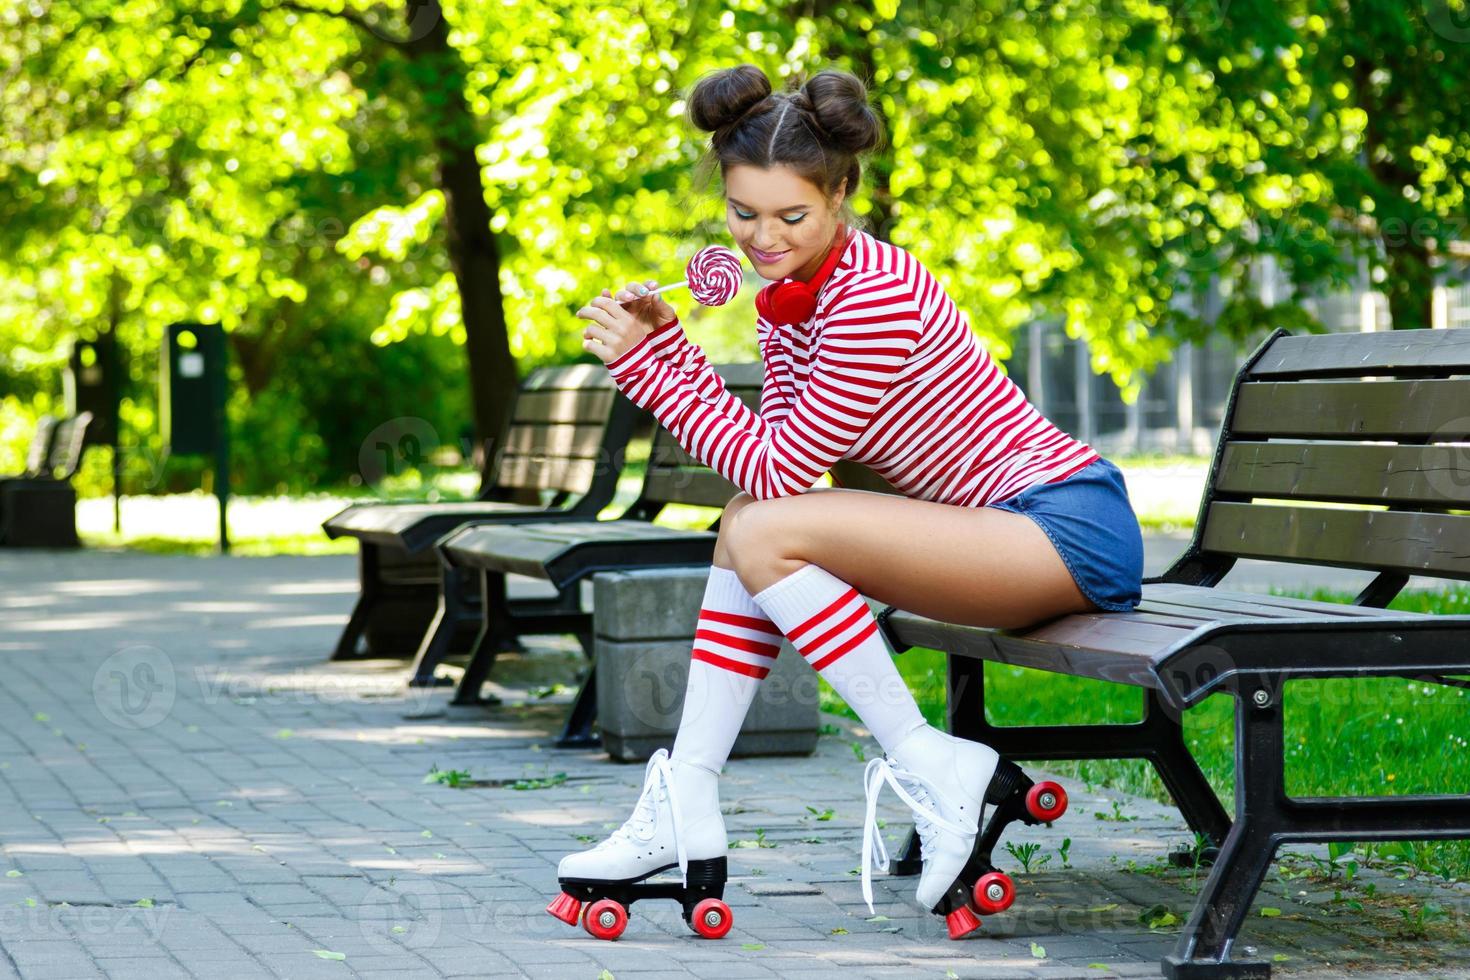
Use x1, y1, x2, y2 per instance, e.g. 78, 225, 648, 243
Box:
713, 493, 759, 567
720, 498, 786, 575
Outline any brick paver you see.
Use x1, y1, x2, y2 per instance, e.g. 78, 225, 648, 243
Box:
1, 549, 1467, 979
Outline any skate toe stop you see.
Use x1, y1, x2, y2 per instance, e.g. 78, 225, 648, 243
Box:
546, 892, 582, 926
944, 904, 981, 939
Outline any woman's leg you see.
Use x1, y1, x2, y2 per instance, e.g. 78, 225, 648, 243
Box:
725, 488, 1095, 915
668, 495, 785, 773
551, 497, 777, 894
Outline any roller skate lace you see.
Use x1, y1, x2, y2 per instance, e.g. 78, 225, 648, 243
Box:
860, 756, 972, 915
595, 749, 691, 884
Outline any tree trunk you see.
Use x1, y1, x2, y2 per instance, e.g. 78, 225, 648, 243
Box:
1350, 49, 1436, 332
814, 0, 894, 242
403, 1, 521, 493
1382, 237, 1435, 331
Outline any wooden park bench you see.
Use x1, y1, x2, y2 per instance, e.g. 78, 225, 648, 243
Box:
321, 365, 640, 661
874, 326, 1470, 979
0, 412, 92, 547
431, 363, 765, 747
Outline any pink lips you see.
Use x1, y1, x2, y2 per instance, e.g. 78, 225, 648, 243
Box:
752, 248, 788, 263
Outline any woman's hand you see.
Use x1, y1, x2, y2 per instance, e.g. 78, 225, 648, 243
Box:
578, 280, 677, 364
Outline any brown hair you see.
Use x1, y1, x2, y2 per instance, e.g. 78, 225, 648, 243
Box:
686, 63, 884, 232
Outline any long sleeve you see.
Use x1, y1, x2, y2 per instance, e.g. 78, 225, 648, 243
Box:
606, 271, 923, 500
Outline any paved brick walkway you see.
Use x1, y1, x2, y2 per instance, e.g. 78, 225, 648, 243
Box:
1, 550, 1466, 979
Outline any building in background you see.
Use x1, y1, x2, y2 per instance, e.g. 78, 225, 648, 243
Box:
1000, 249, 1470, 457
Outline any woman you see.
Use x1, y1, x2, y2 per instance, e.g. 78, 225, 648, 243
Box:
557, 63, 1144, 937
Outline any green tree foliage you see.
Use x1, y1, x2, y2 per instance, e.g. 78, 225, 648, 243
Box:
2, 0, 1466, 489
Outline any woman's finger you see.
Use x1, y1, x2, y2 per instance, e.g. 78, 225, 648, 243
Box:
590, 294, 626, 315
576, 304, 615, 329
583, 323, 614, 343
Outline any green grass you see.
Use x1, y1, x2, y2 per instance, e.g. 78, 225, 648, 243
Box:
820, 582, 1470, 883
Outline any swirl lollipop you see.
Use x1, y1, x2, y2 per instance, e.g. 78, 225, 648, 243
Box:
621, 245, 744, 308
683, 245, 743, 306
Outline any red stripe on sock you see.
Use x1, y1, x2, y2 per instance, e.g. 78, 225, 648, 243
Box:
809, 619, 879, 672
694, 627, 782, 659
700, 608, 780, 635
691, 648, 772, 679
787, 586, 862, 643
797, 600, 870, 662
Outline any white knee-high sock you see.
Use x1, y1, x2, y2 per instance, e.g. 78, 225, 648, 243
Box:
669, 565, 786, 776
752, 562, 927, 754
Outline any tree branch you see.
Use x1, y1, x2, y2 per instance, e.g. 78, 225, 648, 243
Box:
271, 0, 410, 47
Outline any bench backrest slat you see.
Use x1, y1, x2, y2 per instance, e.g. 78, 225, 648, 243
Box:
45, 413, 92, 481
1233, 378, 1470, 438
1201, 501, 1470, 580
25, 415, 58, 477
1247, 327, 1470, 378
638, 363, 762, 511
1184, 327, 1470, 588
1215, 441, 1470, 508
490, 365, 631, 496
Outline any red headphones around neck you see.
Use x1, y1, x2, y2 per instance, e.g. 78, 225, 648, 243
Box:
754, 223, 851, 327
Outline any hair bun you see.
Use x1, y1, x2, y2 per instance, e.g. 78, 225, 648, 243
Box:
799, 69, 883, 155
688, 64, 774, 134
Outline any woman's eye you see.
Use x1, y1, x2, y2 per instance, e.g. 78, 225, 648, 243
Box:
733, 209, 804, 225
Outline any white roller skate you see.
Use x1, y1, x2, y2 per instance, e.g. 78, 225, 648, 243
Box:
546, 748, 734, 940
861, 724, 999, 937
861, 724, 1069, 938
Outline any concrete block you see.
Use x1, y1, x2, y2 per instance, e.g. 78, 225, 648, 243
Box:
592, 567, 820, 762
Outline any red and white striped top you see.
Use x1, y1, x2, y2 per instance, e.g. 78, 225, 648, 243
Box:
605, 226, 1100, 505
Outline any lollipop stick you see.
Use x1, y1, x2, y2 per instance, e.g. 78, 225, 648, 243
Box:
615, 280, 686, 305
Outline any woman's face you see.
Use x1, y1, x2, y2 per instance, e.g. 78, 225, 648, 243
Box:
725, 164, 845, 281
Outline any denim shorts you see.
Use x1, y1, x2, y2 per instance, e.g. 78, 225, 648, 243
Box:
987, 457, 1144, 612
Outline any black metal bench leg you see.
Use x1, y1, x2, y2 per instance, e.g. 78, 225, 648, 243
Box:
406, 559, 466, 688
553, 629, 600, 749
331, 543, 380, 660
452, 569, 509, 706
1164, 819, 1277, 979
1165, 686, 1280, 980
1143, 690, 1231, 862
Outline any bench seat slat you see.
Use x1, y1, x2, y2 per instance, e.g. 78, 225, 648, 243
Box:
442, 520, 717, 583
326, 501, 542, 538
882, 580, 1439, 690
1141, 582, 1415, 619
885, 609, 1181, 687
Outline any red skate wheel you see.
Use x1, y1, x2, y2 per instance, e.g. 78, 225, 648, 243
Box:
944, 903, 982, 939
582, 898, 627, 940
1026, 781, 1068, 822
690, 897, 733, 939
972, 870, 1015, 915
545, 891, 582, 926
